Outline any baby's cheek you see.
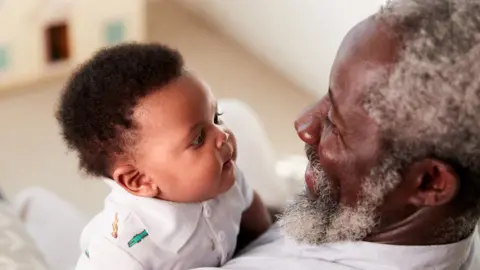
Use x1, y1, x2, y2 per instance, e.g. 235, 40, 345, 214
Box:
197, 154, 222, 179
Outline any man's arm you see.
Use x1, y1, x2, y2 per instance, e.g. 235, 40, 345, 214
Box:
236, 192, 272, 252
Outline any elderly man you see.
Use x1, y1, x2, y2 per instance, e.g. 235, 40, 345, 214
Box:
197, 0, 480, 269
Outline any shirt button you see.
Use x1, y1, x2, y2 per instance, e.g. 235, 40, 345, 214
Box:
218, 231, 226, 242
203, 204, 211, 218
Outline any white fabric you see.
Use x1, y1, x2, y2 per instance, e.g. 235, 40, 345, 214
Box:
0, 201, 49, 270
195, 226, 480, 270
76, 167, 254, 270
218, 99, 289, 208
12, 187, 88, 270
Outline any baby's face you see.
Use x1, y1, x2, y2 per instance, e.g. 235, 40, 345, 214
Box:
131, 71, 237, 202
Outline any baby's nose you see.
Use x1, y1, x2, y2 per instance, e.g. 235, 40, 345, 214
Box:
216, 131, 230, 149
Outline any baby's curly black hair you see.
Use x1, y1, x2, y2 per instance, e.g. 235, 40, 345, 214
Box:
56, 43, 184, 177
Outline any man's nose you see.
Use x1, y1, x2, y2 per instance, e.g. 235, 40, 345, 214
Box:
295, 114, 322, 145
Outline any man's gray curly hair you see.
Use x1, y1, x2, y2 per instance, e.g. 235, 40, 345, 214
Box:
367, 0, 480, 242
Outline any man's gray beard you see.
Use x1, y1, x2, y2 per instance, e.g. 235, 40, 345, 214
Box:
278, 145, 402, 245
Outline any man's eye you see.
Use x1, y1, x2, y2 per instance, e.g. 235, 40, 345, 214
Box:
330, 121, 339, 135
192, 129, 206, 147
322, 117, 338, 137
326, 110, 339, 135
214, 112, 223, 125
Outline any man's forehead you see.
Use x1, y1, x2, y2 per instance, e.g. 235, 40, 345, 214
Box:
337, 17, 399, 64
330, 17, 400, 95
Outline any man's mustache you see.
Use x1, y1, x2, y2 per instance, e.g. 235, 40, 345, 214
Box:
305, 144, 320, 165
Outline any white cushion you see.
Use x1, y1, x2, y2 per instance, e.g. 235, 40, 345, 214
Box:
0, 201, 49, 270
218, 99, 289, 208
12, 187, 88, 270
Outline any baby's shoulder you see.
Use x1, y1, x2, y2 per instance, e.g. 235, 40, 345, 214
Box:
80, 202, 178, 267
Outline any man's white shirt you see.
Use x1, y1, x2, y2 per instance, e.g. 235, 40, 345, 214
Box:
196, 226, 480, 270
76, 167, 254, 270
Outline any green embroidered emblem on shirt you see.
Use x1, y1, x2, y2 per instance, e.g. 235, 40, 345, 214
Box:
128, 229, 149, 248
85, 249, 90, 259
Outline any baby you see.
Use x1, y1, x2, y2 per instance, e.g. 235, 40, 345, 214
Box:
56, 43, 272, 270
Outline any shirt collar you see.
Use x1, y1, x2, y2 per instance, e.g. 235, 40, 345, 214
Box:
287, 233, 476, 269
105, 179, 203, 253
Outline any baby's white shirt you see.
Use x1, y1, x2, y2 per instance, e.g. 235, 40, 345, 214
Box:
75, 167, 253, 270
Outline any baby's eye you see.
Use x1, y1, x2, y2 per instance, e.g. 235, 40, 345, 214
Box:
214, 112, 223, 125
192, 129, 206, 147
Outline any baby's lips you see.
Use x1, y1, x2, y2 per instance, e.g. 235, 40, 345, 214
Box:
220, 141, 235, 164
226, 141, 235, 162
230, 142, 237, 161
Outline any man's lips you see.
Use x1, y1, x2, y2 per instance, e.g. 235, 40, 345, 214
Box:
305, 162, 340, 202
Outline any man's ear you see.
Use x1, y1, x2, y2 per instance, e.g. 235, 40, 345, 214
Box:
404, 159, 459, 207
112, 164, 159, 198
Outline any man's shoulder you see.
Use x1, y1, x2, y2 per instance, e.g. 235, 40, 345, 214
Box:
195, 226, 480, 270
193, 227, 353, 270
218, 227, 351, 270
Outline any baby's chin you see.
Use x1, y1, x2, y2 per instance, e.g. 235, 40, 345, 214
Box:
219, 160, 236, 191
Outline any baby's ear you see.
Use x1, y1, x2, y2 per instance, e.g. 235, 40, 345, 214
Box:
112, 164, 159, 198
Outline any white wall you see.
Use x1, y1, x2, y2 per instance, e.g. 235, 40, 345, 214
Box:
0, 0, 43, 89
146, 1, 313, 156
71, 0, 146, 64
179, 0, 387, 96
0, 0, 146, 92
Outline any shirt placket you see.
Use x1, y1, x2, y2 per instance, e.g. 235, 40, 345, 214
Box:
202, 201, 228, 265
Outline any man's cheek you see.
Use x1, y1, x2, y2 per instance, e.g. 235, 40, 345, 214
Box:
318, 147, 345, 178
320, 149, 355, 183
